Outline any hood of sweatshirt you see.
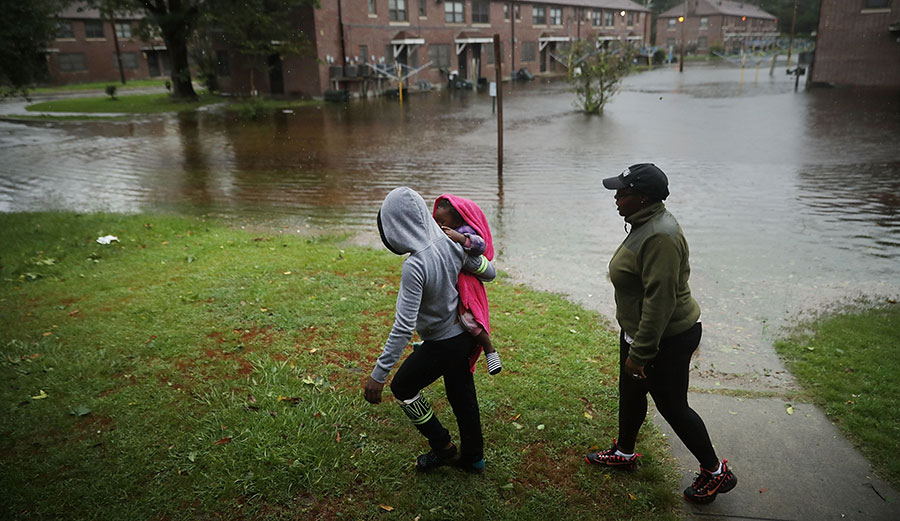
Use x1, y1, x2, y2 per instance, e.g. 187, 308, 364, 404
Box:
377, 187, 445, 255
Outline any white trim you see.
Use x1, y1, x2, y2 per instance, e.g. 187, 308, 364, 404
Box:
391, 38, 425, 45
538, 35, 572, 42
455, 37, 494, 44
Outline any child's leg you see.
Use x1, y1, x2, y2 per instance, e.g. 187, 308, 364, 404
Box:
474, 330, 495, 353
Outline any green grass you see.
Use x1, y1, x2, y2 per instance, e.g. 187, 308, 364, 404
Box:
25, 93, 220, 114
223, 98, 323, 111
775, 304, 900, 488
30, 79, 170, 94
1, 212, 683, 521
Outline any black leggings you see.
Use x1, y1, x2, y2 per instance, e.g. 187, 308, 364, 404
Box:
390, 332, 484, 462
617, 322, 718, 470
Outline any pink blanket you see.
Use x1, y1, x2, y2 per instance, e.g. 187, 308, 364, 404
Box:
433, 194, 493, 372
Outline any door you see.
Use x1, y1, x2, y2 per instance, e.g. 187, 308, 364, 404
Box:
267, 54, 284, 95
457, 46, 467, 81
147, 52, 160, 77
540, 44, 547, 72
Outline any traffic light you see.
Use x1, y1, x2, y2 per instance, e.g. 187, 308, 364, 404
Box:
741, 16, 747, 21
678, 16, 684, 23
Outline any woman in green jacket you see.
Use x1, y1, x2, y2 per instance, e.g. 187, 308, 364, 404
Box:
584, 163, 737, 505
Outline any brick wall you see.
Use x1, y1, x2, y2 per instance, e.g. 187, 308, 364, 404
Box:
812, 0, 900, 87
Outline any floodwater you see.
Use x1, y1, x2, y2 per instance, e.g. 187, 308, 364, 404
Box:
2, 62, 899, 390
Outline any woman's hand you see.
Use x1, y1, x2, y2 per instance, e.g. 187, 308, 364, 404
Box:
625, 356, 647, 380
364, 376, 385, 404
441, 226, 466, 244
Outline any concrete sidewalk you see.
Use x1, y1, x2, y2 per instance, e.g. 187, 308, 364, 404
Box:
652, 374, 899, 520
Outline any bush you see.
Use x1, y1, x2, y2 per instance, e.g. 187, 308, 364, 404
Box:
105, 84, 118, 100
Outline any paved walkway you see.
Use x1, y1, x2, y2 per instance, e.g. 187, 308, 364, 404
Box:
653, 351, 899, 520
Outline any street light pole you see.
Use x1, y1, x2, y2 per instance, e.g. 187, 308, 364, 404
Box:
679, 2, 686, 73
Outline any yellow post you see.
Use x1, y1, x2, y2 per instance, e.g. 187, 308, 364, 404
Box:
398, 63, 403, 104
739, 53, 746, 87
755, 52, 760, 84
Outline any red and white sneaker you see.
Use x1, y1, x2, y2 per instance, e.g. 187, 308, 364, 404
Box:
584, 439, 641, 470
683, 459, 737, 504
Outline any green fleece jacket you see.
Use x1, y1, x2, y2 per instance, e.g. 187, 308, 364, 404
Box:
609, 202, 701, 365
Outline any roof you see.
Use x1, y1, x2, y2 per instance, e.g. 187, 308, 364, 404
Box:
522, 0, 650, 13
660, 0, 776, 20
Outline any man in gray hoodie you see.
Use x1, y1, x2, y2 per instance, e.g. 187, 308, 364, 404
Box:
363, 187, 496, 471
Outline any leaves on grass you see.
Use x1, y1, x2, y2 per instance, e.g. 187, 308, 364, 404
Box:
584, 412, 593, 420
213, 437, 232, 446
379, 504, 393, 511
277, 396, 302, 405
785, 404, 794, 415
31, 390, 48, 400
627, 492, 637, 501
70, 405, 91, 417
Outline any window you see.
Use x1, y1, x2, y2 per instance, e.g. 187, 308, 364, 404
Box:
359, 45, 369, 63
668, 18, 676, 29
216, 50, 230, 76
472, 0, 489, 23
864, 0, 891, 8
113, 52, 138, 69
533, 6, 546, 25
504, 4, 510, 20
84, 20, 104, 38
389, 0, 407, 21
59, 53, 87, 72
418, 0, 425, 17
626, 12, 633, 26
56, 21, 74, 39
549, 8, 561, 25
666, 37, 675, 47
115, 22, 132, 39
445, 2, 464, 23
521, 41, 536, 62
429, 44, 450, 68
700, 16, 708, 29
605, 11, 614, 26
592, 10, 601, 26
368, 0, 376, 15
698, 36, 708, 48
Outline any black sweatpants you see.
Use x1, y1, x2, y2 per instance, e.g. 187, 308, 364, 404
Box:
617, 322, 719, 470
390, 332, 484, 463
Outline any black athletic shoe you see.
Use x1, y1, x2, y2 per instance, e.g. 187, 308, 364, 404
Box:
415, 445, 459, 472
683, 459, 737, 504
453, 457, 486, 474
584, 439, 641, 470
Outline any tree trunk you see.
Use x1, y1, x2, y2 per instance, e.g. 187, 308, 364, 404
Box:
163, 29, 197, 100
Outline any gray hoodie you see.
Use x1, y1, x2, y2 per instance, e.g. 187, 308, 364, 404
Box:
372, 187, 496, 383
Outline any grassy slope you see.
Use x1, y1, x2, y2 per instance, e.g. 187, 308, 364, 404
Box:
0, 212, 681, 521
25, 93, 219, 114
775, 306, 900, 489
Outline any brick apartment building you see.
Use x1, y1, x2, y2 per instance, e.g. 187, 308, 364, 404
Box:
215, 0, 651, 98
811, 0, 900, 87
656, 0, 778, 55
46, 4, 168, 86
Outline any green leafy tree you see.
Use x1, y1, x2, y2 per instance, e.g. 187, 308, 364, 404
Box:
203, 0, 318, 96
564, 40, 636, 115
0, 0, 68, 99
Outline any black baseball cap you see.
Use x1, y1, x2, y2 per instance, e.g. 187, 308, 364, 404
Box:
602, 163, 669, 201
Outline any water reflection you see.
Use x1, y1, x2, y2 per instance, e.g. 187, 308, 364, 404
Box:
1, 63, 898, 390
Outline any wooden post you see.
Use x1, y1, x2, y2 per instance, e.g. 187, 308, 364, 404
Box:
493, 34, 503, 180
787, 0, 798, 68
398, 62, 403, 104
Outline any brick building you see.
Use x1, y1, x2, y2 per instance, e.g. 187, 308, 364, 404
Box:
811, 0, 900, 87
656, 0, 778, 55
47, 4, 169, 86
215, 0, 652, 98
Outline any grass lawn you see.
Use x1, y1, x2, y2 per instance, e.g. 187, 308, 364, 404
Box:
1, 212, 682, 521
29, 79, 170, 94
775, 304, 900, 488
25, 93, 220, 114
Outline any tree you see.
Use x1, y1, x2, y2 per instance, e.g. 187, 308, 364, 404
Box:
564, 40, 636, 115
137, 0, 201, 100
0, 0, 68, 99
203, 0, 317, 96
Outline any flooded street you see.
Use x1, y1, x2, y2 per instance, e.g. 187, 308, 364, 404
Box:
2, 62, 899, 389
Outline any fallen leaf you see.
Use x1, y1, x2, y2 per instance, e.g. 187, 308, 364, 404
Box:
42, 332, 52, 337
512, 422, 524, 430
68, 309, 80, 316
283, 271, 292, 275
512, 413, 520, 421
628, 492, 637, 501
31, 390, 48, 400
70, 405, 91, 417
537, 424, 545, 430
759, 488, 769, 493
336, 431, 342, 443
277, 396, 302, 404
260, 307, 268, 312
728, 411, 738, 415
584, 412, 593, 420
379, 505, 393, 511
213, 437, 232, 445
309, 348, 318, 354
785, 404, 794, 415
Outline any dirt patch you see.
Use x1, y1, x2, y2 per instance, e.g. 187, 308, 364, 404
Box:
514, 442, 587, 499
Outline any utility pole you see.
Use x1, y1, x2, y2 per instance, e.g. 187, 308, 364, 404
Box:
679, 2, 686, 73
509, 2, 516, 76
493, 34, 503, 180
787, 0, 798, 68
108, 12, 126, 84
